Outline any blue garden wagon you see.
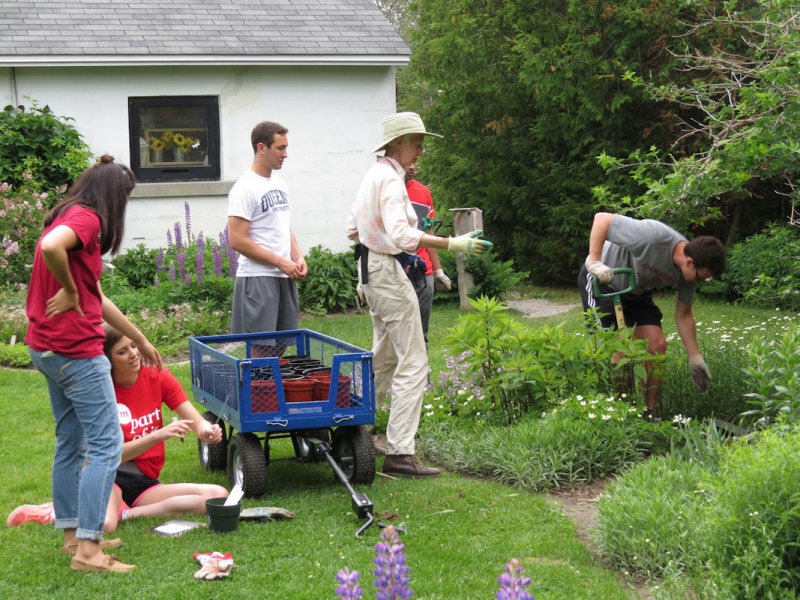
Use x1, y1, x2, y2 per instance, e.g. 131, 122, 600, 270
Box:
189, 329, 376, 498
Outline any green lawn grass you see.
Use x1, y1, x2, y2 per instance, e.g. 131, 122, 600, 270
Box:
0, 361, 635, 599
2, 289, 795, 598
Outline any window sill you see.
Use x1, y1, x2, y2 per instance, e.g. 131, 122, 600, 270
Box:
130, 181, 233, 198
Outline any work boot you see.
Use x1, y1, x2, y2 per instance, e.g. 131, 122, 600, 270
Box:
382, 454, 441, 478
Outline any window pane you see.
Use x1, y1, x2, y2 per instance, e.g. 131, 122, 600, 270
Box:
138, 106, 210, 167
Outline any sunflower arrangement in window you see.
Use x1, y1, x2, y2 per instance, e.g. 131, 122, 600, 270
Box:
173, 133, 202, 162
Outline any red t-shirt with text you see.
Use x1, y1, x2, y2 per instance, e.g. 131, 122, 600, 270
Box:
114, 367, 188, 480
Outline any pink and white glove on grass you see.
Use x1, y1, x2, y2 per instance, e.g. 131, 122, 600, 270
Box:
193, 551, 234, 580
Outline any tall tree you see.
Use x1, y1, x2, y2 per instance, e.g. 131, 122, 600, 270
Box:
594, 0, 800, 243
400, 0, 692, 282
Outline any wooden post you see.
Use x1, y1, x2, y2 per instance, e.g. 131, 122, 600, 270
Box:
449, 208, 483, 310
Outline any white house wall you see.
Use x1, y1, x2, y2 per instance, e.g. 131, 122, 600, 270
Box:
2, 64, 398, 253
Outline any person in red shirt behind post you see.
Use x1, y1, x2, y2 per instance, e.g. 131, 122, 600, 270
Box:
404, 159, 451, 353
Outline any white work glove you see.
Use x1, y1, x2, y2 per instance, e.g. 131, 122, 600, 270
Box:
688, 355, 711, 392
193, 551, 234, 580
585, 257, 614, 285
433, 269, 452, 291
448, 230, 493, 256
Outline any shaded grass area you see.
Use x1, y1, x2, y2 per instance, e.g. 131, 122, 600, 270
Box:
0, 365, 636, 599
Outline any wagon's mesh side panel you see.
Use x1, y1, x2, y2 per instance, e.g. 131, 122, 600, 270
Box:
249, 365, 278, 413
305, 337, 364, 408
197, 359, 239, 413
341, 360, 365, 408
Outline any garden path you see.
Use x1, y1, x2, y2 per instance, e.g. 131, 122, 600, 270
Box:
504, 296, 580, 317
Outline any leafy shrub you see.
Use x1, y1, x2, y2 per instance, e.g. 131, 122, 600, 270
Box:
0, 179, 64, 285
741, 327, 800, 429
297, 245, 358, 314
693, 428, 800, 599
465, 251, 528, 301
443, 296, 655, 424
723, 223, 800, 310
0, 102, 92, 191
110, 243, 160, 289
0, 342, 31, 368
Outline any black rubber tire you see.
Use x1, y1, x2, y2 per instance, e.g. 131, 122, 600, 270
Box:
198, 411, 228, 471
228, 433, 267, 498
332, 425, 376, 485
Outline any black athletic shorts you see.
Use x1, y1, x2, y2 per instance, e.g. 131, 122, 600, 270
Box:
115, 465, 160, 507
578, 265, 662, 329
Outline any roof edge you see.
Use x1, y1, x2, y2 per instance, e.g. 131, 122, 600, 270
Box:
0, 54, 410, 68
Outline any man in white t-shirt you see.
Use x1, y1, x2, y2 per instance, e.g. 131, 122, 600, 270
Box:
227, 121, 307, 344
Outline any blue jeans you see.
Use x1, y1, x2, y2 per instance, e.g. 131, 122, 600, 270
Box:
29, 349, 122, 541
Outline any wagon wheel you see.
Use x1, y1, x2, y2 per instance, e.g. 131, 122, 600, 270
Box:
332, 425, 375, 485
198, 411, 228, 472
228, 433, 267, 498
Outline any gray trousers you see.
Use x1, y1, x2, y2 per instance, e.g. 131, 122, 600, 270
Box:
415, 274, 434, 352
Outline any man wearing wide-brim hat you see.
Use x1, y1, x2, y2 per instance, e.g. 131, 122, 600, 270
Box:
347, 112, 493, 478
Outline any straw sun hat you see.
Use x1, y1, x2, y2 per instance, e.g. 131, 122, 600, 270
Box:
371, 111, 442, 153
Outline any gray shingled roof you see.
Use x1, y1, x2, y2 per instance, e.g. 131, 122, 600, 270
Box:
0, 0, 409, 63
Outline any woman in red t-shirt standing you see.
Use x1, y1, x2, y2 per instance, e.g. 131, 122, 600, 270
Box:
25, 156, 162, 573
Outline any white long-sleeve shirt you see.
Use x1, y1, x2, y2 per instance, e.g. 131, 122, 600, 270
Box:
347, 156, 423, 255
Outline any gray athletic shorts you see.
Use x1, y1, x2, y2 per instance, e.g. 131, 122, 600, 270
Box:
231, 276, 299, 334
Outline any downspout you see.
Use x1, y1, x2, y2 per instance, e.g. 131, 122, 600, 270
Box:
10, 66, 19, 106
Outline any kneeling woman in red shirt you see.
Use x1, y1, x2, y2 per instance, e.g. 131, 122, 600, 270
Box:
102, 324, 228, 532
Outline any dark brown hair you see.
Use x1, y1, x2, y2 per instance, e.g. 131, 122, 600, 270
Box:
251, 121, 288, 152
102, 323, 125, 361
685, 235, 726, 277
44, 155, 135, 255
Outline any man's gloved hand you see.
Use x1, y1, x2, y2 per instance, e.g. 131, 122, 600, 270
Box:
585, 258, 614, 285
421, 216, 435, 231
193, 551, 234, 580
433, 269, 452, 291
688, 355, 712, 392
448, 230, 493, 256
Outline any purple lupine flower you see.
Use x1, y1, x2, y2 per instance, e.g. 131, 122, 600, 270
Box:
228, 244, 238, 277
195, 233, 205, 286
185, 273, 192, 285
174, 221, 183, 250
212, 242, 222, 277
373, 526, 413, 600
184, 201, 192, 242
153, 274, 160, 286
156, 249, 165, 272
496, 559, 534, 600
166, 228, 173, 251
176, 250, 186, 280
335, 567, 364, 600
168, 263, 176, 282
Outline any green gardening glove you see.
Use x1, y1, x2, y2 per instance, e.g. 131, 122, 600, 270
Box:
448, 230, 493, 255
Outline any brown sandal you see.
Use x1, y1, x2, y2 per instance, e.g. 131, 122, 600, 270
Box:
62, 538, 124, 554
70, 554, 137, 572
